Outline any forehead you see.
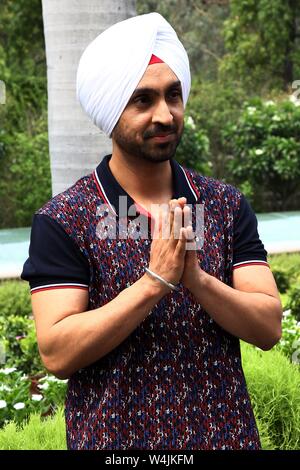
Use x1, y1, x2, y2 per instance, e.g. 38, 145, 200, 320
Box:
135, 62, 180, 90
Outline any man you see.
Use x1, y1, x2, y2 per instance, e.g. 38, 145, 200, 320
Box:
21, 12, 282, 450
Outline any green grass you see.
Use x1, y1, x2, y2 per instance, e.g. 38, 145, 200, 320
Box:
242, 342, 300, 450
0, 407, 66, 450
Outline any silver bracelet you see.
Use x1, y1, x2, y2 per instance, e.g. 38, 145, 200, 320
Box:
145, 268, 180, 292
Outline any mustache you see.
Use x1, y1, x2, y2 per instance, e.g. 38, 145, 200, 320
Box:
143, 124, 178, 139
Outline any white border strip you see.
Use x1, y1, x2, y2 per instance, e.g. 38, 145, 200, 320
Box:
233, 260, 269, 267
264, 241, 300, 254
179, 165, 198, 202
31, 283, 88, 292
94, 169, 117, 216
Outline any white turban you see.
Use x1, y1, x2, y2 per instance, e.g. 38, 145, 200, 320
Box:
76, 12, 191, 136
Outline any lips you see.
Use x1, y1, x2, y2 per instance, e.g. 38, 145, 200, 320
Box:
149, 132, 176, 142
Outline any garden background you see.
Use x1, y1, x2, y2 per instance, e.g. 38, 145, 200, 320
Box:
0, 0, 300, 450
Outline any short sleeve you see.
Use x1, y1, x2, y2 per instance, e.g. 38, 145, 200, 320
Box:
233, 194, 269, 270
21, 214, 90, 294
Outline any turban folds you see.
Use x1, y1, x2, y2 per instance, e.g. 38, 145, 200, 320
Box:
76, 12, 191, 136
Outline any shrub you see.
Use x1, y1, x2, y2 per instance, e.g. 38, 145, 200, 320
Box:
242, 342, 300, 450
0, 406, 66, 450
176, 116, 211, 175
0, 127, 51, 228
0, 369, 67, 428
288, 285, 300, 321
268, 253, 300, 287
276, 309, 300, 362
187, 78, 247, 180
0, 280, 32, 319
223, 98, 300, 211
271, 268, 290, 294
0, 280, 43, 375
0, 0, 50, 230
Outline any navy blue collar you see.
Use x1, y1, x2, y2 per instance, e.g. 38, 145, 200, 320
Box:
94, 154, 199, 217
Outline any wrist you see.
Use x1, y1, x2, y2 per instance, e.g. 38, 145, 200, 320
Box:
139, 272, 171, 298
188, 268, 209, 295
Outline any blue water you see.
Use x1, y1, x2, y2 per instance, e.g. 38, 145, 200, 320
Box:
257, 212, 300, 242
0, 227, 30, 277
0, 212, 299, 277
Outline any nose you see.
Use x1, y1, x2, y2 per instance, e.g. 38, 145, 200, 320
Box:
152, 99, 174, 126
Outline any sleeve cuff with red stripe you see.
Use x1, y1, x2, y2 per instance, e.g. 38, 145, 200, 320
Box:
30, 283, 89, 294
233, 260, 269, 270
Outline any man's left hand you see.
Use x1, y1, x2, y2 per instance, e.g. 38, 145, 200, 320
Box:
171, 199, 204, 291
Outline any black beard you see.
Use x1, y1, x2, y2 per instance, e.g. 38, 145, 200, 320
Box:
112, 124, 183, 163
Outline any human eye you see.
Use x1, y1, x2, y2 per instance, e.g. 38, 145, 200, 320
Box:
168, 88, 182, 101
133, 94, 152, 106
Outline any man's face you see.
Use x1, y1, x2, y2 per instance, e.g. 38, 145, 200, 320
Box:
112, 63, 184, 163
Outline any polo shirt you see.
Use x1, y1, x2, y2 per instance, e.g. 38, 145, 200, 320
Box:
21, 155, 268, 450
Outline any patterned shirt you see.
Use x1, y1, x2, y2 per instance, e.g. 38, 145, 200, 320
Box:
22, 155, 268, 450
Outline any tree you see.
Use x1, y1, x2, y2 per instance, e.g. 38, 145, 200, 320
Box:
42, 0, 137, 196
0, 0, 51, 228
220, 0, 300, 92
137, 0, 229, 80
223, 98, 300, 211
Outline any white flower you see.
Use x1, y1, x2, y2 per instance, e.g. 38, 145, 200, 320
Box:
0, 367, 17, 375
13, 402, 25, 410
31, 394, 43, 402
0, 400, 7, 409
283, 309, 291, 317
0, 385, 11, 392
272, 114, 281, 121
38, 382, 49, 390
289, 94, 300, 106
247, 106, 256, 114
264, 100, 275, 106
40, 375, 68, 384
42, 376, 60, 383
186, 116, 195, 129
255, 149, 264, 156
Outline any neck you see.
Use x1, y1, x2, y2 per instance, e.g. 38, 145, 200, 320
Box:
108, 147, 173, 206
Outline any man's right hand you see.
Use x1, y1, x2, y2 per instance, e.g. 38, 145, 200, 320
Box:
147, 197, 188, 289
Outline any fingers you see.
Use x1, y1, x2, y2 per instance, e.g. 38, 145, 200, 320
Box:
177, 197, 187, 208
169, 200, 183, 241
168, 199, 177, 237
158, 197, 190, 242
149, 197, 190, 285
174, 226, 187, 258
183, 204, 191, 228
172, 206, 182, 240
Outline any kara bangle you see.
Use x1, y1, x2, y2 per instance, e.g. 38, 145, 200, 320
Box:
145, 268, 180, 292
